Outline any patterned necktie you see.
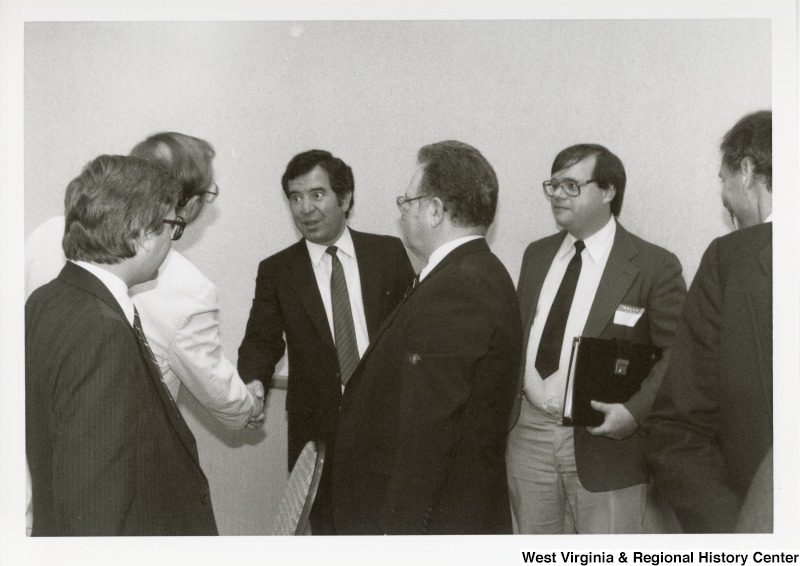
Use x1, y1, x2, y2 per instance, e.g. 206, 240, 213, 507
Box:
326, 246, 359, 386
132, 306, 178, 407
535, 240, 586, 379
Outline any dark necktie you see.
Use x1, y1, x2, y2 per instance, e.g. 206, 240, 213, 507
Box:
535, 240, 586, 379
132, 306, 178, 407
327, 246, 359, 386
404, 273, 421, 299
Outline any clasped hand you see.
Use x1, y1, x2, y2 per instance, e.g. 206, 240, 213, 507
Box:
245, 381, 267, 429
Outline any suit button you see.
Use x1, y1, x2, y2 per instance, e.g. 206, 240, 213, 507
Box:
334, 372, 341, 380
200, 493, 210, 505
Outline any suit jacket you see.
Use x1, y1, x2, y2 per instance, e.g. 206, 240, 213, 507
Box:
333, 238, 523, 535
511, 222, 686, 492
25, 262, 218, 536
237, 228, 414, 465
647, 223, 772, 533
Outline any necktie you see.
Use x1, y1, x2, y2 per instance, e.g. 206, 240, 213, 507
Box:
326, 246, 359, 386
133, 306, 178, 407
535, 240, 586, 379
404, 273, 420, 299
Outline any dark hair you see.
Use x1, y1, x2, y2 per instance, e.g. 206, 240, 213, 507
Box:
417, 140, 498, 228
130, 132, 215, 206
551, 144, 626, 216
62, 155, 181, 264
721, 110, 772, 191
281, 149, 355, 217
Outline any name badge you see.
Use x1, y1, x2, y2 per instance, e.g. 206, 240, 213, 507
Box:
614, 304, 645, 327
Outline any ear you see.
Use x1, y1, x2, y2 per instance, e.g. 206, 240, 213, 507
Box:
427, 196, 446, 228
601, 185, 616, 205
739, 157, 756, 191
178, 195, 202, 220
340, 191, 353, 213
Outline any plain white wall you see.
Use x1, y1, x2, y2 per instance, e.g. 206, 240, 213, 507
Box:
24, 20, 771, 535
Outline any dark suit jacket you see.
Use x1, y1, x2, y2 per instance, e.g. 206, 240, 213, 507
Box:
238, 229, 414, 465
510, 222, 686, 492
333, 238, 523, 535
25, 262, 218, 536
647, 223, 772, 533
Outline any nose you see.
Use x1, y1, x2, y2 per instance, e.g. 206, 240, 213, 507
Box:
300, 196, 314, 214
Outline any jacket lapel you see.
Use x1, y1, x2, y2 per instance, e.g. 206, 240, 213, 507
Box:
519, 234, 565, 344
351, 229, 382, 340
346, 238, 489, 390
287, 240, 337, 352
582, 222, 640, 337
60, 262, 201, 464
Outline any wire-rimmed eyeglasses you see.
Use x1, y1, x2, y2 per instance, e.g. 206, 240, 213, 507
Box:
163, 216, 186, 241
542, 178, 596, 198
395, 194, 427, 211
204, 183, 219, 203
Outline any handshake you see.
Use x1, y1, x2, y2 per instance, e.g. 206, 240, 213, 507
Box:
245, 381, 268, 429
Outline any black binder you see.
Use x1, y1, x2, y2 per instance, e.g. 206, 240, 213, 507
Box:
561, 336, 661, 427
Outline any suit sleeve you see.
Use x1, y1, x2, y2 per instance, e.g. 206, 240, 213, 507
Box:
624, 249, 686, 424
379, 269, 497, 533
51, 323, 141, 535
166, 283, 255, 429
647, 239, 742, 532
237, 260, 286, 388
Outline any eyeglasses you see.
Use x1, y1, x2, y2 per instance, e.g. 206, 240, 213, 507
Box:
542, 178, 596, 198
204, 183, 219, 203
162, 216, 186, 241
395, 194, 427, 211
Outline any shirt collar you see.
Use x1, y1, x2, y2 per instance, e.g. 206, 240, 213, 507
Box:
73, 260, 135, 325
763, 213, 773, 223
419, 235, 484, 281
305, 226, 355, 266
560, 216, 616, 263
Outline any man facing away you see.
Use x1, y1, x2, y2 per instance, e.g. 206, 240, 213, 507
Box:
647, 110, 773, 533
333, 140, 523, 535
506, 143, 687, 534
26, 155, 218, 535
238, 149, 414, 534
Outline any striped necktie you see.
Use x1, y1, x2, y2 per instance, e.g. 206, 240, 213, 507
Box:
326, 246, 360, 386
132, 306, 178, 407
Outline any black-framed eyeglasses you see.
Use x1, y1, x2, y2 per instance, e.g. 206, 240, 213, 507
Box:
163, 216, 186, 241
542, 179, 596, 198
396, 194, 427, 211
204, 183, 219, 203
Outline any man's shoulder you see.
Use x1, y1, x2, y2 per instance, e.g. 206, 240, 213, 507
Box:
617, 224, 680, 264
350, 228, 405, 251
259, 238, 307, 267
521, 231, 566, 263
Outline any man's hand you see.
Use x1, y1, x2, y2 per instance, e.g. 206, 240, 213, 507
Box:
245, 381, 266, 429
586, 401, 638, 440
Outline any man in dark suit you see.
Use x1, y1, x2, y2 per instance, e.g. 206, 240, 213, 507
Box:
647, 110, 772, 533
332, 140, 522, 535
506, 144, 686, 533
238, 149, 414, 534
26, 155, 218, 536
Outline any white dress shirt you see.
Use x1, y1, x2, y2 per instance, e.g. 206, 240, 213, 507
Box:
523, 217, 617, 417
419, 235, 484, 281
305, 227, 370, 360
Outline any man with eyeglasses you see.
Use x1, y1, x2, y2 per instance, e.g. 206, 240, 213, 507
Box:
332, 140, 522, 534
647, 111, 773, 533
24, 133, 264, 534
238, 149, 413, 534
506, 143, 686, 534
26, 155, 218, 535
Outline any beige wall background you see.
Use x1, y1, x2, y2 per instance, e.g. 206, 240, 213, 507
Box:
24, 20, 771, 535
